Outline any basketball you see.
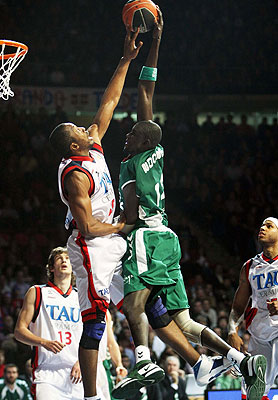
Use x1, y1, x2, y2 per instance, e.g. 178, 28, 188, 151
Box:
122, 0, 159, 33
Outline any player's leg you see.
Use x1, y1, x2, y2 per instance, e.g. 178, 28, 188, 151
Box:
160, 273, 266, 400
173, 308, 232, 354
121, 228, 175, 354
122, 287, 152, 349
67, 234, 105, 397
146, 296, 235, 384
34, 369, 73, 400
36, 383, 71, 400
113, 229, 175, 398
68, 233, 126, 398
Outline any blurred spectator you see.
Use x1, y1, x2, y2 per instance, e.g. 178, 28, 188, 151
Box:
201, 114, 215, 134
217, 316, 229, 340
0, 364, 32, 400
19, 359, 32, 391
0, 100, 278, 391
159, 355, 188, 400
121, 352, 132, 372
12, 271, 29, 303
191, 300, 209, 326
0, 363, 32, 399
202, 299, 218, 329
211, 369, 242, 390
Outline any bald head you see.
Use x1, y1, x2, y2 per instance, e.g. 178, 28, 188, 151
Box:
135, 120, 162, 148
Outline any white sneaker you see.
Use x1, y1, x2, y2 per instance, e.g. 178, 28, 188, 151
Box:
193, 355, 235, 386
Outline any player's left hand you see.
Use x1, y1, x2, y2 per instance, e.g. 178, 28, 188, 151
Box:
70, 361, 82, 384
267, 300, 278, 316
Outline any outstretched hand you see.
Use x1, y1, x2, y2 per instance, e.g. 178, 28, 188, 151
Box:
123, 28, 143, 61
153, 6, 163, 40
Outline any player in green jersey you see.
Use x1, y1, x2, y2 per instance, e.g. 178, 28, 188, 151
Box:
113, 7, 266, 400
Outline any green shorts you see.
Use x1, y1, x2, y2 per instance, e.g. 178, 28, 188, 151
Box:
123, 226, 181, 296
160, 268, 190, 310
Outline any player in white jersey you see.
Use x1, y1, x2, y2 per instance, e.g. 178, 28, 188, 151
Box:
14, 247, 83, 400
228, 217, 278, 400
49, 30, 142, 400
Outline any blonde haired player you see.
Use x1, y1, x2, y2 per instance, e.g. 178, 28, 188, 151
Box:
14, 247, 83, 400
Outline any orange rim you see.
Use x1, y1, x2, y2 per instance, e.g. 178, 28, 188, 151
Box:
0, 40, 28, 59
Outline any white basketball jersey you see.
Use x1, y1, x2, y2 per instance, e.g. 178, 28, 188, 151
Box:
29, 282, 82, 370
245, 253, 278, 341
58, 143, 116, 230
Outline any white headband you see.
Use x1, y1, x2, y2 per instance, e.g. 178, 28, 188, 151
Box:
263, 217, 278, 229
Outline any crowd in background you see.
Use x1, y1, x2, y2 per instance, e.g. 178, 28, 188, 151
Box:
1, 0, 277, 94
1, 0, 277, 397
1, 104, 278, 395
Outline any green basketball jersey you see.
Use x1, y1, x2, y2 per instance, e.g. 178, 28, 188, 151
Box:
0, 379, 32, 400
119, 145, 168, 229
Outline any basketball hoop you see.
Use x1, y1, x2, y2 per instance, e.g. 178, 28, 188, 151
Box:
0, 40, 28, 101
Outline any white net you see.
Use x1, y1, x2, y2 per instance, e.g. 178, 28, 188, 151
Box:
0, 41, 28, 101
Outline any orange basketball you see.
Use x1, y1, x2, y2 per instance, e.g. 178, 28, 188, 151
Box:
122, 0, 159, 33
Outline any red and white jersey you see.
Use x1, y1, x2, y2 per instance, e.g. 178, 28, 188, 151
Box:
245, 252, 278, 342
58, 143, 116, 230
29, 282, 82, 370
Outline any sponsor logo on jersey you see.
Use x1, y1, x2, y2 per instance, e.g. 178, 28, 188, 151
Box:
46, 305, 80, 322
99, 172, 112, 194
141, 147, 164, 173
98, 287, 110, 296
253, 270, 278, 290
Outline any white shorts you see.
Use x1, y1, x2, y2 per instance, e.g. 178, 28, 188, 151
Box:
97, 360, 110, 400
33, 367, 83, 400
242, 335, 278, 396
67, 231, 126, 322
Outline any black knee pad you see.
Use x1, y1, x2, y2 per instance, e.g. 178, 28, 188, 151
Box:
79, 319, 106, 350
145, 297, 171, 329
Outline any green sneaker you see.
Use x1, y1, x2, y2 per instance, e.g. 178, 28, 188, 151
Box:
112, 360, 165, 399
240, 355, 267, 400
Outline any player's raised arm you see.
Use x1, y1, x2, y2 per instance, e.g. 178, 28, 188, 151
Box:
227, 264, 252, 351
14, 287, 65, 353
137, 7, 163, 122
90, 29, 143, 145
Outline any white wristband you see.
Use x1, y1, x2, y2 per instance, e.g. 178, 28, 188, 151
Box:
228, 313, 243, 335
